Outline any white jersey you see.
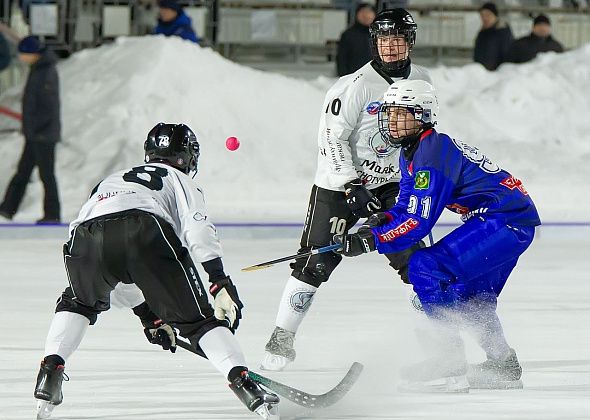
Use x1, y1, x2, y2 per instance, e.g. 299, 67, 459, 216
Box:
314, 61, 431, 191
69, 163, 222, 265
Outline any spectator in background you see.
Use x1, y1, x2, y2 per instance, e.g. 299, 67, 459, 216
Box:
153, 0, 200, 44
376, 0, 408, 12
505, 14, 564, 64
473, 2, 513, 70
0, 36, 61, 224
336, 3, 376, 76
0, 32, 11, 72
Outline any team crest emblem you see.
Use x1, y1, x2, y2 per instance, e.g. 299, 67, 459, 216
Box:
369, 131, 395, 158
414, 171, 430, 189
366, 101, 381, 115
157, 135, 170, 147
290, 291, 315, 313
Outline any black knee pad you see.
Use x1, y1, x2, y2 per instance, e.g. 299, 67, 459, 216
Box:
386, 240, 426, 270
187, 317, 229, 349
290, 250, 343, 288
55, 291, 100, 325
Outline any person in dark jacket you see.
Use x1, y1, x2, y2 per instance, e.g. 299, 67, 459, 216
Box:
153, 0, 200, 44
0, 32, 10, 72
0, 36, 61, 224
336, 3, 376, 76
473, 2, 513, 71
505, 14, 564, 64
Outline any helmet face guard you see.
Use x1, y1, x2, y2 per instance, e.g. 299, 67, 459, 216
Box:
378, 104, 429, 149
144, 123, 200, 174
370, 9, 417, 72
378, 79, 439, 148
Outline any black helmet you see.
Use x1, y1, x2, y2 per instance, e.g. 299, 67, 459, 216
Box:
369, 9, 417, 73
144, 123, 200, 174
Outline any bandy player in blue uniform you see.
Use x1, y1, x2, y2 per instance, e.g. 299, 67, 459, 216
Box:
334, 80, 541, 392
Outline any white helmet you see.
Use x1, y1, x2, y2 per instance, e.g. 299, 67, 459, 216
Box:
378, 80, 439, 148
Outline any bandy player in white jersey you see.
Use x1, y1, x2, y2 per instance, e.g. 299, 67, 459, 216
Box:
34, 123, 279, 420
261, 9, 432, 371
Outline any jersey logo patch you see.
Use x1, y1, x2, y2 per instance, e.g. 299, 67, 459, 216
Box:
366, 101, 381, 115
500, 176, 529, 195
193, 212, 207, 221
378, 218, 419, 242
414, 171, 430, 189
290, 291, 315, 313
369, 131, 396, 158
452, 138, 500, 174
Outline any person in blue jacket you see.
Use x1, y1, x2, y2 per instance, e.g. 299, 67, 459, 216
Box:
335, 80, 541, 393
153, 0, 200, 44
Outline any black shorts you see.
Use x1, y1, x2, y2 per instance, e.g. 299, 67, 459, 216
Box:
292, 183, 417, 287
56, 210, 222, 342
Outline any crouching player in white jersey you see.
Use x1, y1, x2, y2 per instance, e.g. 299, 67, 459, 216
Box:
335, 81, 540, 392
34, 123, 279, 419
262, 8, 432, 371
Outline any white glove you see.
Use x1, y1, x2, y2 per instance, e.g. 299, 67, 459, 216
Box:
209, 277, 244, 331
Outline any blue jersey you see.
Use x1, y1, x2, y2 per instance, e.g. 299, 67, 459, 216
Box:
372, 129, 541, 254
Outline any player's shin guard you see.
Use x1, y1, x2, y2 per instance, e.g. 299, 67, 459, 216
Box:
274, 276, 317, 333
44, 311, 90, 361
262, 277, 316, 371
199, 326, 247, 379
261, 276, 317, 371
229, 368, 279, 420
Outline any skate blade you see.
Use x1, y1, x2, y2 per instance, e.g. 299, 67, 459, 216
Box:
398, 375, 470, 394
259, 352, 292, 372
254, 403, 280, 420
36, 400, 56, 419
469, 378, 523, 390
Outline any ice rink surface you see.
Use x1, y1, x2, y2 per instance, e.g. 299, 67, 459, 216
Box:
1, 226, 589, 420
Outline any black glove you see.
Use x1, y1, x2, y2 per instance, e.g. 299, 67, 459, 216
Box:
362, 212, 392, 229
142, 319, 177, 353
386, 240, 426, 284
344, 179, 382, 218
333, 228, 376, 257
209, 276, 244, 331
133, 302, 177, 353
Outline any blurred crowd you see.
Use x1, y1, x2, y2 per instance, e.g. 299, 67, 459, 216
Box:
473, 2, 563, 70
336, 0, 566, 75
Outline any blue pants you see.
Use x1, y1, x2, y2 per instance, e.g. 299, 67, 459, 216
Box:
408, 218, 535, 316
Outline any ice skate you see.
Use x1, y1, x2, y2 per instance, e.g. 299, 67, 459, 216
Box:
398, 355, 469, 393
260, 327, 296, 371
468, 348, 523, 389
34, 357, 68, 419
229, 370, 280, 419
0, 209, 12, 222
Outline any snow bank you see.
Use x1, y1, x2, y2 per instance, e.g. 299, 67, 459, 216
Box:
1, 36, 589, 223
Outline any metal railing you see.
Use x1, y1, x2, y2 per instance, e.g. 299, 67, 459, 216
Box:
0, 2, 588, 70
